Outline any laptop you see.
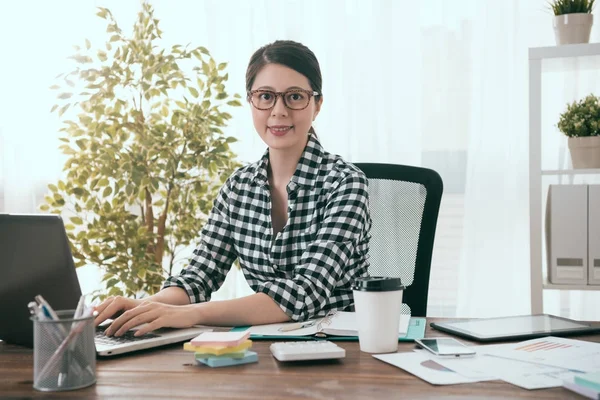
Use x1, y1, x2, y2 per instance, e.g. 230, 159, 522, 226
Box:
0, 213, 213, 356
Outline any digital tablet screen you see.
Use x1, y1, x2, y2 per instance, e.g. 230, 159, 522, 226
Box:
433, 314, 599, 341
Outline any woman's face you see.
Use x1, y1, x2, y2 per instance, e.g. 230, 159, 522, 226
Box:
249, 63, 322, 153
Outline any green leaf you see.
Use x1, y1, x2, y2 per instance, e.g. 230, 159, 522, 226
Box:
188, 87, 199, 98
217, 62, 227, 70
85, 38, 91, 50
71, 217, 83, 225
106, 278, 119, 288
58, 104, 71, 117
227, 100, 242, 107
103, 186, 113, 197
48, 183, 58, 193
96, 7, 108, 19
58, 92, 73, 99
161, 105, 169, 117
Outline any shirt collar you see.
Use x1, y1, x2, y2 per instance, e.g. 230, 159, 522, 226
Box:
252, 134, 324, 189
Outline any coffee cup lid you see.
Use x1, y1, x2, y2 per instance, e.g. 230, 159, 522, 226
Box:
351, 276, 404, 292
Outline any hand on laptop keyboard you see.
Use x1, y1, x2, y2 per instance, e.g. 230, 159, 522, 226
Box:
95, 325, 159, 345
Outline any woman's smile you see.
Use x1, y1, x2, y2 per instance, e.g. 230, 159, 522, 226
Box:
268, 125, 294, 136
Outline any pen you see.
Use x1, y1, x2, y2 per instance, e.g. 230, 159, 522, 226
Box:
35, 295, 70, 387
278, 320, 317, 332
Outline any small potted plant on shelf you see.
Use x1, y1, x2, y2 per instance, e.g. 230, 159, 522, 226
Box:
557, 94, 600, 168
550, 0, 595, 45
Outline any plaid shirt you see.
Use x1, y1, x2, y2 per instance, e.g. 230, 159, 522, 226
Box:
163, 135, 371, 321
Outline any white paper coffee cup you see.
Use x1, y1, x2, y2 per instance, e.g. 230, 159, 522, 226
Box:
352, 276, 404, 354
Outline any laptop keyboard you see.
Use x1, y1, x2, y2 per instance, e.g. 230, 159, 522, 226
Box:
95, 325, 160, 346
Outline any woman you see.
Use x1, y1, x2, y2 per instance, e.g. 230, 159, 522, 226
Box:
95, 40, 372, 337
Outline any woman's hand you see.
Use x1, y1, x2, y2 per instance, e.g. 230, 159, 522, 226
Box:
94, 296, 142, 327
103, 301, 201, 337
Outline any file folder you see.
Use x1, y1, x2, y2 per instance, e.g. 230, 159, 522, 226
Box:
589, 185, 600, 285
546, 184, 588, 285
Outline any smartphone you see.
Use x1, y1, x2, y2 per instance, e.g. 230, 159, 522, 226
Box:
415, 338, 476, 358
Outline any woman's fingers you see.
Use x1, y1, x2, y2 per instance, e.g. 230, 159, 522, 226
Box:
133, 318, 163, 337
94, 296, 132, 327
93, 297, 117, 326
114, 309, 157, 337
106, 301, 156, 336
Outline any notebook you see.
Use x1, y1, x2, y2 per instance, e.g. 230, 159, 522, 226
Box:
240, 311, 420, 341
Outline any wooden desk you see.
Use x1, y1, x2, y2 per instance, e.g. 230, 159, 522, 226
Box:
1, 318, 598, 399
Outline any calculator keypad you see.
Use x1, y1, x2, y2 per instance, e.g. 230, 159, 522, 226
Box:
270, 341, 346, 361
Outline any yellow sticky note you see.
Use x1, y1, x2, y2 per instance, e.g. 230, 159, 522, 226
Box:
183, 340, 252, 355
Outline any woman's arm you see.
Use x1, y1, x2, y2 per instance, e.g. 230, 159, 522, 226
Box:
95, 177, 238, 327
193, 293, 290, 326
107, 293, 290, 337
147, 286, 191, 305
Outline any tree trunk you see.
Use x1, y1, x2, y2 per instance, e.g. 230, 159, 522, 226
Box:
145, 187, 155, 255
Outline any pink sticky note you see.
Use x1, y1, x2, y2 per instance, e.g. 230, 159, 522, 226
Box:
190, 331, 251, 347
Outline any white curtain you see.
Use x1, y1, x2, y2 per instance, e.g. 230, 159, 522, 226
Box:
2, 0, 599, 319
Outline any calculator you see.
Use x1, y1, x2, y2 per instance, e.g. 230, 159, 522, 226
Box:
270, 341, 346, 361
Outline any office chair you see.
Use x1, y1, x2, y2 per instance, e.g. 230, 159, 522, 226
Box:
354, 163, 443, 317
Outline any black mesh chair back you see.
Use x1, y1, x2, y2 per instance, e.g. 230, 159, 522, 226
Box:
354, 163, 443, 317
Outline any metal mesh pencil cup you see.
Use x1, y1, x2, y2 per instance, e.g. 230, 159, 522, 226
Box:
31, 310, 96, 391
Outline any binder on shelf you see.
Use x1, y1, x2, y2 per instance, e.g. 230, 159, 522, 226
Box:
545, 184, 588, 285
589, 185, 600, 285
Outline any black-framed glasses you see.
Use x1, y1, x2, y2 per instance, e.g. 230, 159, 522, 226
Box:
247, 89, 320, 111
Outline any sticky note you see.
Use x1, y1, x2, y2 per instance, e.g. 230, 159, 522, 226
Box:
191, 331, 251, 347
194, 351, 247, 360
183, 340, 252, 355
196, 351, 258, 368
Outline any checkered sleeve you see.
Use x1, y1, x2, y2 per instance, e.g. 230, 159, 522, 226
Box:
256, 170, 370, 321
162, 179, 237, 303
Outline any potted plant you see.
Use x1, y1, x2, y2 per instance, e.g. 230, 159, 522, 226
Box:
550, 0, 595, 45
42, 3, 242, 300
557, 94, 600, 168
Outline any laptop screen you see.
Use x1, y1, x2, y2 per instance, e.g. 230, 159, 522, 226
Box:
0, 214, 82, 347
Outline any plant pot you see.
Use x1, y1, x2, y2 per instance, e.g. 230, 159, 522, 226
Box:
568, 136, 600, 168
553, 13, 593, 45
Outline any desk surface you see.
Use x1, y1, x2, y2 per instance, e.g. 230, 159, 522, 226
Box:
1, 318, 598, 399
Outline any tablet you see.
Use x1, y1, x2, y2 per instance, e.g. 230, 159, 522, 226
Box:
430, 314, 600, 342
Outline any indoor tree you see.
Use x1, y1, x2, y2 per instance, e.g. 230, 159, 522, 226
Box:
43, 2, 241, 299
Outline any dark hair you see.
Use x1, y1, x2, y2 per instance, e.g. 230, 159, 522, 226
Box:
246, 40, 322, 134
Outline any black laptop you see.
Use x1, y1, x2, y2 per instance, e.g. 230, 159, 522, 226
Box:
0, 214, 81, 347
0, 214, 211, 355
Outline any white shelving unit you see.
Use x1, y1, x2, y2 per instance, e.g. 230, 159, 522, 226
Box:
529, 43, 600, 314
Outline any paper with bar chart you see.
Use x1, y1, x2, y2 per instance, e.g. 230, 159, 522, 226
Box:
480, 336, 600, 373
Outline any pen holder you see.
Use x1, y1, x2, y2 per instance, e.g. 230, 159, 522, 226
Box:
31, 310, 96, 391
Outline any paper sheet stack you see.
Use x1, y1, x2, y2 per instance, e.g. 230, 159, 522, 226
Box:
183, 331, 257, 368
